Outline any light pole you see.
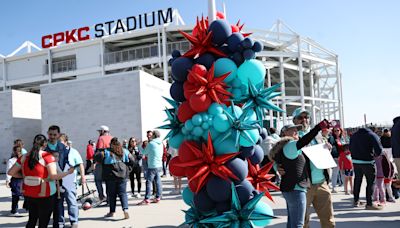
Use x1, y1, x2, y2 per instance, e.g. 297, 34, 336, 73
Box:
208, 0, 217, 22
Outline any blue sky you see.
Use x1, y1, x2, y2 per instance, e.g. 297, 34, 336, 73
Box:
1, 0, 398, 127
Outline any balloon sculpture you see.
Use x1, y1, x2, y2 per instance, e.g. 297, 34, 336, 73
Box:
160, 12, 283, 227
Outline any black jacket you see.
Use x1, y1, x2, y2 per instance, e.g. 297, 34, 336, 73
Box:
350, 128, 382, 161
392, 116, 400, 158
380, 135, 391, 148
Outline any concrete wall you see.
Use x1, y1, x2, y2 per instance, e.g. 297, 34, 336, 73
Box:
76, 44, 101, 69
41, 70, 170, 157
7, 54, 48, 80
0, 90, 42, 173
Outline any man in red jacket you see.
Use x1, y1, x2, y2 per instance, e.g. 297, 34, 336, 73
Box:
85, 140, 95, 174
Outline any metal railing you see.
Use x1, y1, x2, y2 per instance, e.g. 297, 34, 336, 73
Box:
43, 59, 77, 74
104, 40, 190, 65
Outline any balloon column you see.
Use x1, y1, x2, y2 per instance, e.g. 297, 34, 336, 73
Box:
160, 13, 282, 227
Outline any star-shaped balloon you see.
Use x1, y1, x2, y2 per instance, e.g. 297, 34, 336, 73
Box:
247, 161, 280, 202
237, 82, 284, 122
174, 133, 239, 193
233, 19, 252, 37
219, 102, 260, 147
182, 206, 216, 228
188, 63, 232, 104
200, 183, 275, 227
180, 16, 227, 59
158, 97, 183, 139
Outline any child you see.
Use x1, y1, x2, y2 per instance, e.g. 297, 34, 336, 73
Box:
52, 151, 65, 198
338, 144, 353, 195
168, 146, 181, 194
382, 148, 396, 202
6, 146, 23, 215
374, 153, 386, 205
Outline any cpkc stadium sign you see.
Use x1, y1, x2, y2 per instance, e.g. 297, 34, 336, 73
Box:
41, 8, 173, 48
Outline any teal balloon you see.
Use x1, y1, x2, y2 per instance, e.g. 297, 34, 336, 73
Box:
237, 59, 266, 87
252, 201, 274, 227
214, 134, 238, 155
231, 77, 242, 88
207, 127, 221, 140
231, 88, 242, 99
192, 114, 203, 126
201, 113, 210, 122
214, 58, 238, 83
192, 126, 204, 137
208, 103, 224, 116
244, 109, 257, 121
213, 114, 231, 132
185, 120, 194, 131
181, 126, 188, 135
182, 187, 194, 206
207, 116, 214, 126
239, 129, 259, 147
224, 105, 243, 117
169, 133, 184, 149
201, 122, 210, 130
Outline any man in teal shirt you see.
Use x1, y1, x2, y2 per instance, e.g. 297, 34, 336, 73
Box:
138, 130, 163, 205
292, 108, 335, 228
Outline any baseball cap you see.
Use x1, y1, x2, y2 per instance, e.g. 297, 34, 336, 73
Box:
281, 124, 302, 133
98, 125, 110, 132
292, 108, 310, 119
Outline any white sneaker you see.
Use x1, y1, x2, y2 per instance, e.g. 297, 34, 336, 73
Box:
135, 193, 141, 198
10, 212, 20, 216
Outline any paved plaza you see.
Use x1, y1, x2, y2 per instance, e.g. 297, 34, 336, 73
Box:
0, 175, 399, 228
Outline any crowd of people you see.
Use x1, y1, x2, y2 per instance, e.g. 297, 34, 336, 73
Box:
5, 124, 176, 227
265, 109, 400, 228
4, 113, 400, 228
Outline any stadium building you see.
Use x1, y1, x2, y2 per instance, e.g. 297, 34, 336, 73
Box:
0, 8, 344, 171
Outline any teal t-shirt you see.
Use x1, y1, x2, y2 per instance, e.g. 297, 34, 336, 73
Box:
299, 129, 326, 185
283, 140, 307, 192
47, 142, 58, 151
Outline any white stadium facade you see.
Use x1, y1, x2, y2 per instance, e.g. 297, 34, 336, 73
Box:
0, 8, 343, 172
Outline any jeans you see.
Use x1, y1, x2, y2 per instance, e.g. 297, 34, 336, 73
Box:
282, 190, 306, 228
26, 196, 54, 228
331, 158, 340, 189
95, 179, 105, 199
105, 179, 129, 213
130, 166, 142, 194
85, 160, 92, 174
11, 195, 20, 213
59, 187, 79, 226
353, 163, 376, 206
145, 168, 163, 200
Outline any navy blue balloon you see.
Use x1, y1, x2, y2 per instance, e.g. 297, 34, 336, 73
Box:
194, 187, 216, 212
226, 158, 248, 182
218, 45, 231, 55
239, 145, 255, 159
206, 175, 232, 202
242, 37, 254, 49
170, 82, 185, 102
260, 128, 268, 140
227, 33, 244, 52
249, 144, 264, 165
232, 52, 244, 66
252, 41, 264, 52
236, 179, 256, 206
216, 201, 231, 214
243, 48, 256, 60
195, 53, 215, 69
172, 50, 181, 58
171, 57, 193, 82
208, 20, 232, 46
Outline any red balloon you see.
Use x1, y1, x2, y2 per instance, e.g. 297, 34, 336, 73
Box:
216, 11, 225, 19
169, 156, 186, 177
192, 64, 208, 78
183, 82, 197, 100
190, 93, 212, 113
178, 101, 196, 122
231, 25, 240, 33
179, 141, 200, 162
186, 168, 199, 179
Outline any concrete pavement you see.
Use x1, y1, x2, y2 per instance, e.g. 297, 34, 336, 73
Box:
0, 175, 399, 228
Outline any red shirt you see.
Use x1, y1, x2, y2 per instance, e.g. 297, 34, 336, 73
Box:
96, 135, 113, 150
17, 151, 56, 198
86, 144, 94, 160
338, 150, 353, 170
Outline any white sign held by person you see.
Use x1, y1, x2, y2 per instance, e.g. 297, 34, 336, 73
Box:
302, 143, 337, 169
